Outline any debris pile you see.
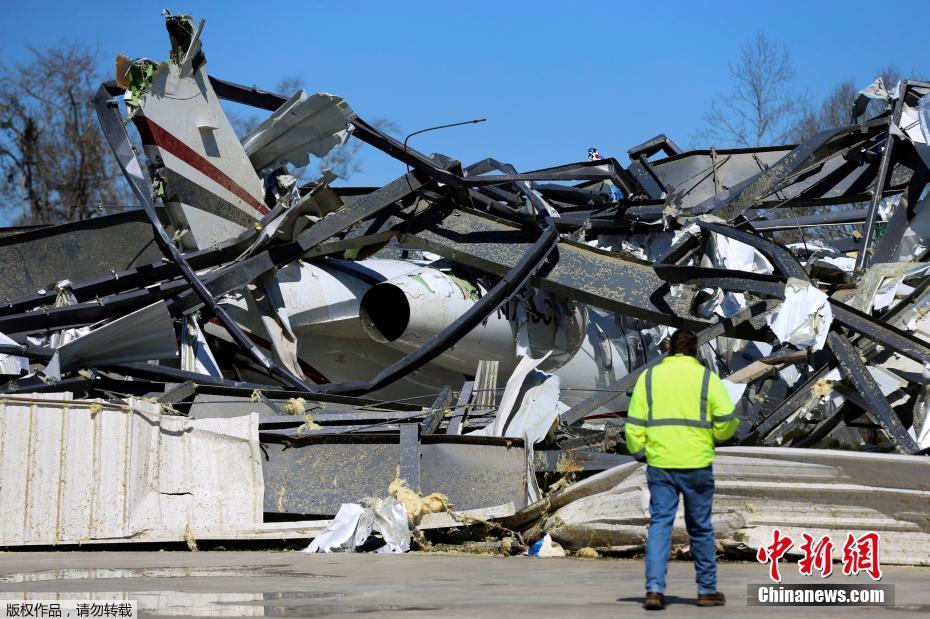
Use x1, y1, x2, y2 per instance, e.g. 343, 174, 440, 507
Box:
0, 13, 928, 561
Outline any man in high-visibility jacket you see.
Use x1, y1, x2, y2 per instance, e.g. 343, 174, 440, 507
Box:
625, 329, 739, 611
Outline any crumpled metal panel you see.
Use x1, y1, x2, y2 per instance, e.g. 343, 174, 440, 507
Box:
263, 436, 527, 516
542, 447, 930, 565
0, 393, 263, 545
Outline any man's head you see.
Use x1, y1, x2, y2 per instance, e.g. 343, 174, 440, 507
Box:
667, 329, 698, 357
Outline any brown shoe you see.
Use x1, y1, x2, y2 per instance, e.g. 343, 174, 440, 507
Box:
643, 592, 666, 610
697, 592, 726, 606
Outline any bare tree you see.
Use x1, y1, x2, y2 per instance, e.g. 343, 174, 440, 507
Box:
0, 44, 129, 225
700, 33, 799, 148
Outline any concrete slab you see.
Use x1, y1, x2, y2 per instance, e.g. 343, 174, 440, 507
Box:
0, 551, 926, 617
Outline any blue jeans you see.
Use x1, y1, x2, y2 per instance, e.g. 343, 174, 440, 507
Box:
645, 465, 716, 595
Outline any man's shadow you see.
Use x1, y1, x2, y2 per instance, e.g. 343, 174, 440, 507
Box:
616, 595, 699, 607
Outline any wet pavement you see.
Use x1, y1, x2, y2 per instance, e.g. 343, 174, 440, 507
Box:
0, 551, 927, 617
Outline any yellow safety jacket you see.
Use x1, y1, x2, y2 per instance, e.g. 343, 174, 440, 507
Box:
625, 354, 738, 469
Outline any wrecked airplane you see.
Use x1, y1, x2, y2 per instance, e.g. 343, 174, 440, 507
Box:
0, 13, 929, 562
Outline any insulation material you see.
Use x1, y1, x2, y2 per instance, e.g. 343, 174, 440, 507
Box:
0, 393, 264, 545
543, 447, 930, 565
766, 278, 833, 351
388, 476, 450, 526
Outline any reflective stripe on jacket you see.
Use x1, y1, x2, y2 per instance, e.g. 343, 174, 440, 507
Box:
624, 354, 738, 468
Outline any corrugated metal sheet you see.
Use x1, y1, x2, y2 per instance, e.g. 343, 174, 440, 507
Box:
542, 447, 930, 565
0, 393, 264, 545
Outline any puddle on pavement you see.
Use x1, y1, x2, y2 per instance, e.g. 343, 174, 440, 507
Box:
0, 568, 431, 615
1, 568, 254, 583
0, 567, 342, 583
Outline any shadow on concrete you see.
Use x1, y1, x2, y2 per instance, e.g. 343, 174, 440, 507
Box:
617, 595, 699, 607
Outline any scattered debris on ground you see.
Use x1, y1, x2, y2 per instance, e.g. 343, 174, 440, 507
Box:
1, 12, 928, 563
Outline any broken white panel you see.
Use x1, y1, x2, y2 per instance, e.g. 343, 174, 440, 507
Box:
901, 87, 930, 169
815, 365, 905, 415
0, 331, 27, 376
766, 278, 833, 351
895, 193, 930, 262
543, 447, 930, 565
873, 264, 928, 311
914, 94, 930, 170
46, 302, 177, 379
721, 379, 747, 404
850, 262, 929, 313
815, 255, 856, 273
470, 353, 563, 504
242, 90, 356, 172
0, 394, 263, 545
303, 498, 409, 553
701, 233, 773, 317
471, 353, 560, 442
710, 233, 774, 274
180, 315, 221, 377
303, 503, 373, 553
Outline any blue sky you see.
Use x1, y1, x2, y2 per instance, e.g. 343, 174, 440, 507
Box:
1, 1, 927, 187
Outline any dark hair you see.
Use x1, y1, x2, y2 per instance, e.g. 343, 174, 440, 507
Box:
669, 329, 698, 357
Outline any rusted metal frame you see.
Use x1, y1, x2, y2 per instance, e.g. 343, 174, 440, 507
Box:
421, 385, 454, 435
871, 163, 929, 264
706, 124, 884, 222
560, 298, 781, 426
445, 381, 475, 436
743, 363, 833, 442
750, 207, 878, 232
856, 95, 906, 270
395, 204, 704, 328
826, 331, 919, 453
751, 277, 930, 442
399, 423, 421, 491
696, 222, 809, 281
0, 278, 187, 335
751, 280, 930, 442
682, 274, 930, 365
